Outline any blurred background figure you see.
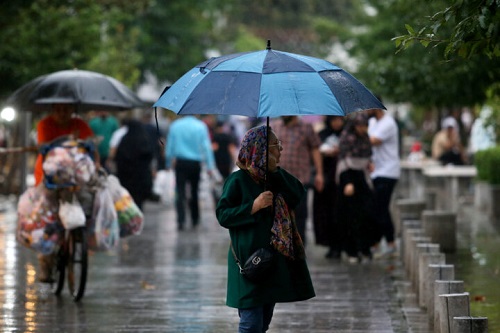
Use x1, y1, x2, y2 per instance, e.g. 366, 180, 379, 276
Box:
313, 116, 344, 259
34, 103, 94, 186
367, 102, 400, 258
166, 115, 216, 231
109, 117, 155, 210
272, 116, 324, 245
89, 111, 119, 172
212, 120, 238, 180
431, 117, 466, 165
335, 114, 376, 263
469, 106, 496, 161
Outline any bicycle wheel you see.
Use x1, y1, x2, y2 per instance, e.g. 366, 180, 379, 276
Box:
50, 246, 66, 295
67, 227, 88, 302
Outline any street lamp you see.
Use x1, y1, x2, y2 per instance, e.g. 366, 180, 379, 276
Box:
1, 106, 16, 122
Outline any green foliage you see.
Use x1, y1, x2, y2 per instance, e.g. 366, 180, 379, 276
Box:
474, 146, 500, 184
350, 0, 500, 108
394, 0, 500, 59
483, 83, 500, 144
136, 0, 221, 83
0, 0, 103, 97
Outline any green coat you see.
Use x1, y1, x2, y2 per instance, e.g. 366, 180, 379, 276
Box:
216, 168, 316, 309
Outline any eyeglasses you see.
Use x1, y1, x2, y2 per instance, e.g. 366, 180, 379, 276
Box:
269, 140, 282, 149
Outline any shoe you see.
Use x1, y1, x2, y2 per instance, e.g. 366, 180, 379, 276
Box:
148, 193, 161, 202
373, 246, 397, 260
348, 256, 359, 264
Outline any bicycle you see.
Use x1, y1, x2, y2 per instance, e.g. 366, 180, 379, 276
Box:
39, 136, 95, 302
50, 226, 88, 302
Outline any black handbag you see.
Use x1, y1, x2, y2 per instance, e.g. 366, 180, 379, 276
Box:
230, 242, 276, 283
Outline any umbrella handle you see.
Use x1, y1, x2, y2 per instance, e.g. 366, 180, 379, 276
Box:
265, 117, 270, 191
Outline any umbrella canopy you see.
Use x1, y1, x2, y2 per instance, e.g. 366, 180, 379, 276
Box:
154, 42, 384, 117
6, 69, 145, 113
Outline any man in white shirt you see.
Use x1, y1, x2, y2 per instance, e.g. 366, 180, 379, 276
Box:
367, 102, 401, 257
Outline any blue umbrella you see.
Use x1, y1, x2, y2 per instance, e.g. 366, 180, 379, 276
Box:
154, 41, 384, 117
153, 41, 384, 179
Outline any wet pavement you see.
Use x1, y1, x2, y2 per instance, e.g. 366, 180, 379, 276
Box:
1, 194, 436, 333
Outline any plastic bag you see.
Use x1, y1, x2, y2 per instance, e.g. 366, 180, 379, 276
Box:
152, 170, 175, 206
17, 184, 62, 254
89, 186, 120, 251
58, 195, 86, 230
107, 175, 144, 237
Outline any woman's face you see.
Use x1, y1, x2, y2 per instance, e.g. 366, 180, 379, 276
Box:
354, 124, 368, 136
268, 132, 282, 171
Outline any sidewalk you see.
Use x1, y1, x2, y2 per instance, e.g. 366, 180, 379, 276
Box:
0, 196, 431, 333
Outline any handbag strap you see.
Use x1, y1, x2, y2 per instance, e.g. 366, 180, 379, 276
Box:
229, 241, 244, 274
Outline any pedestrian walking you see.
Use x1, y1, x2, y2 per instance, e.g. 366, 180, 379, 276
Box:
367, 101, 401, 258
271, 116, 324, 245
216, 125, 315, 333
109, 118, 155, 210
165, 115, 216, 230
88, 111, 119, 171
336, 114, 377, 263
313, 116, 344, 258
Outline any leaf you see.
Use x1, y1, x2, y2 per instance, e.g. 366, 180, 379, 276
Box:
405, 24, 415, 35
420, 40, 431, 47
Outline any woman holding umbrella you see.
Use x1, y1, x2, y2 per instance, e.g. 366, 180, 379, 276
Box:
216, 125, 315, 332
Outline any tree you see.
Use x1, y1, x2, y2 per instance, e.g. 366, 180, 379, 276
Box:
348, 0, 500, 108
136, 0, 225, 84
393, 0, 500, 59
0, 0, 103, 98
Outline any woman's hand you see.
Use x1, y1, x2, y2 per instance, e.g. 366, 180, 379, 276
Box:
251, 191, 274, 214
344, 183, 355, 196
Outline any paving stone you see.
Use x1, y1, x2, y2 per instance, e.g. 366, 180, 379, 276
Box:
0, 200, 432, 333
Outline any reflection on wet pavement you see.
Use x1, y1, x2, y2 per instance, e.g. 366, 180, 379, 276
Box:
1, 194, 498, 332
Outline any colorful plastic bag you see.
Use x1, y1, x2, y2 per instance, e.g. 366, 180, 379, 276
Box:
107, 175, 144, 237
17, 184, 62, 255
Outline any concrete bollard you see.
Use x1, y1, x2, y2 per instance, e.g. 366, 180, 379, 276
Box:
425, 189, 438, 211
403, 227, 424, 272
412, 243, 440, 292
437, 292, 470, 333
425, 264, 455, 325
401, 220, 421, 260
396, 199, 427, 227
418, 252, 445, 307
422, 210, 457, 253
452, 316, 488, 333
408, 237, 432, 285
434, 281, 465, 332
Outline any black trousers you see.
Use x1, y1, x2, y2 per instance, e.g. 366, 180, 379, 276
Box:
174, 159, 201, 228
372, 177, 398, 243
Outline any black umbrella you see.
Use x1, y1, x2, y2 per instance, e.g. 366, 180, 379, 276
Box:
6, 69, 145, 112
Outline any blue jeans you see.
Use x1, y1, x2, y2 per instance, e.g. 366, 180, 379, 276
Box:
238, 303, 275, 333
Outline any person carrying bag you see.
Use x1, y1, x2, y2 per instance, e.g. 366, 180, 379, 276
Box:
216, 125, 315, 333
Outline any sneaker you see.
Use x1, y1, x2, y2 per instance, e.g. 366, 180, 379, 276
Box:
373, 246, 397, 259
348, 256, 359, 264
